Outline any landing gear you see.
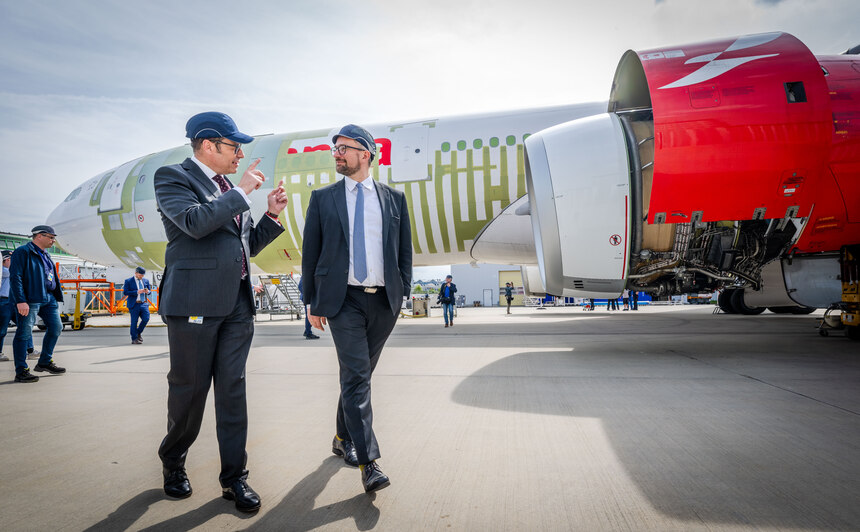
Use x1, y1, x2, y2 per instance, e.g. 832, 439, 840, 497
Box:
717, 288, 766, 315
717, 290, 737, 313
731, 290, 766, 315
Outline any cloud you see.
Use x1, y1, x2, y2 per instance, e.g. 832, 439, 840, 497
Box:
2, 0, 859, 235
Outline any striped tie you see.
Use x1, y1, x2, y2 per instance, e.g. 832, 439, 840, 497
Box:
354, 184, 367, 282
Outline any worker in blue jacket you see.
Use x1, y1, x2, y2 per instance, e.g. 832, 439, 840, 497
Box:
8, 225, 66, 383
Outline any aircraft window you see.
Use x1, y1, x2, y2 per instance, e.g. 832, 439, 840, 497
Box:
457, 140, 467, 150
523, 133, 531, 141
473, 139, 483, 149
64, 187, 82, 202
784, 81, 807, 103
441, 142, 450, 152
506, 135, 516, 146
490, 137, 499, 147
820, 65, 830, 76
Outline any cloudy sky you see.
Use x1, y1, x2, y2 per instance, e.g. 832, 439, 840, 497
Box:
0, 0, 856, 241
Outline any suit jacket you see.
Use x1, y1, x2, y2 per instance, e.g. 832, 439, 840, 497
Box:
123, 277, 151, 310
302, 178, 412, 317
154, 158, 284, 317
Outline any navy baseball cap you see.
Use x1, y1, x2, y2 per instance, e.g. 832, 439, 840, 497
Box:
332, 124, 376, 161
2, 250, 11, 259
31, 225, 56, 236
185, 112, 254, 144
135, 266, 146, 274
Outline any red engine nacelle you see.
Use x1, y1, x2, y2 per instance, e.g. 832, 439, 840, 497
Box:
526, 32, 860, 309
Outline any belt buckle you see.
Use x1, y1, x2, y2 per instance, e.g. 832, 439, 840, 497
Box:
364, 287, 378, 294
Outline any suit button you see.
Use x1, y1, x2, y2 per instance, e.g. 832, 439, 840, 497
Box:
344, 269, 348, 274
236, 258, 241, 262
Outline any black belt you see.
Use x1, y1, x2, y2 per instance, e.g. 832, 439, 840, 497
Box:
348, 285, 384, 294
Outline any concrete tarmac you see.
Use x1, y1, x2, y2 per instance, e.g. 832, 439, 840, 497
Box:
1, 305, 859, 531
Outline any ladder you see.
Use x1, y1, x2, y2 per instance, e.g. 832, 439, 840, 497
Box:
257, 274, 303, 320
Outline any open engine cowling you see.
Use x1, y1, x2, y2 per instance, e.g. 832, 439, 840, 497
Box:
524, 31, 858, 309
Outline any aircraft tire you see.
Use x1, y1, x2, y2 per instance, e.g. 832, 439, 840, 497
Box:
718, 290, 736, 314
767, 306, 793, 314
730, 290, 766, 315
789, 306, 816, 315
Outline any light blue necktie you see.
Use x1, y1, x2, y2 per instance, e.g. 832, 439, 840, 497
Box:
354, 184, 367, 282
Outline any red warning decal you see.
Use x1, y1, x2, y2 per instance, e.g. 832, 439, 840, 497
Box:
609, 234, 622, 246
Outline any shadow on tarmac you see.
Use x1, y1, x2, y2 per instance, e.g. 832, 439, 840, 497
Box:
82, 459, 378, 531
246, 456, 379, 531
451, 346, 860, 530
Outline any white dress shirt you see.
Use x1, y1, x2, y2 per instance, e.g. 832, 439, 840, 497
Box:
345, 175, 384, 287
190, 155, 251, 207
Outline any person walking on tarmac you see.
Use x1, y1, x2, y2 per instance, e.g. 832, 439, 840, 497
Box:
504, 282, 514, 314
438, 275, 457, 327
123, 266, 152, 344
8, 226, 66, 383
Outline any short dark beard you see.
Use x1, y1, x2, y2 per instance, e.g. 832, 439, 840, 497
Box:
336, 160, 360, 177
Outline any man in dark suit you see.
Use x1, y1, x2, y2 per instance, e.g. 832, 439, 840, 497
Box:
302, 124, 412, 493
154, 112, 287, 512
123, 266, 151, 344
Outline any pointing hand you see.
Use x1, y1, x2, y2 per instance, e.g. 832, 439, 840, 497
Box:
238, 158, 265, 195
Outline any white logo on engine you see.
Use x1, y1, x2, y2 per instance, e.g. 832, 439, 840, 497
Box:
658, 32, 782, 90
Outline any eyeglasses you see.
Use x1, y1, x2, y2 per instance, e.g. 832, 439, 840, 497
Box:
331, 145, 366, 156
38, 234, 56, 241
211, 139, 243, 155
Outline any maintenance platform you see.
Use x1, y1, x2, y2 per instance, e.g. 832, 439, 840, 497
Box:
1, 305, 858, 531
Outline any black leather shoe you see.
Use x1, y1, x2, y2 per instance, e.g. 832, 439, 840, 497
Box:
132, 338, 142, 344
332, 436, 359, 467
222, 479, 261, 512
305, 333, 320, 339
163, 468, 192, 499
361, 461, 390, 493
137, 334, 143, 343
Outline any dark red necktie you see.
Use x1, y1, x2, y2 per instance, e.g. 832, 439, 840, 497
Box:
212, 174, 247, 279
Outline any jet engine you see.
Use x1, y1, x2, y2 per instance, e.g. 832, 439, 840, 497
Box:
524, 32, 860, 313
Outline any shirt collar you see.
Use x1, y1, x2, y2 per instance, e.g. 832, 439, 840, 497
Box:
29, 241, 47, 256
345, 175, 374, 193
191, 155, 218, 179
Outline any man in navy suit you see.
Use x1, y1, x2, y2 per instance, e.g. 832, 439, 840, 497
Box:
154, 112, 287, 512
123, 266, 151, 344
302, 124, 412, 493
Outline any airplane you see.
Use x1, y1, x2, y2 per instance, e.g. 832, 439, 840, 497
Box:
48, 31, 859, 338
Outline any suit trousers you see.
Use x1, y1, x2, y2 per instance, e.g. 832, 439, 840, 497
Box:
129, 303, 150, 340
327, 286, 398, 465
158, 281, 254, 487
